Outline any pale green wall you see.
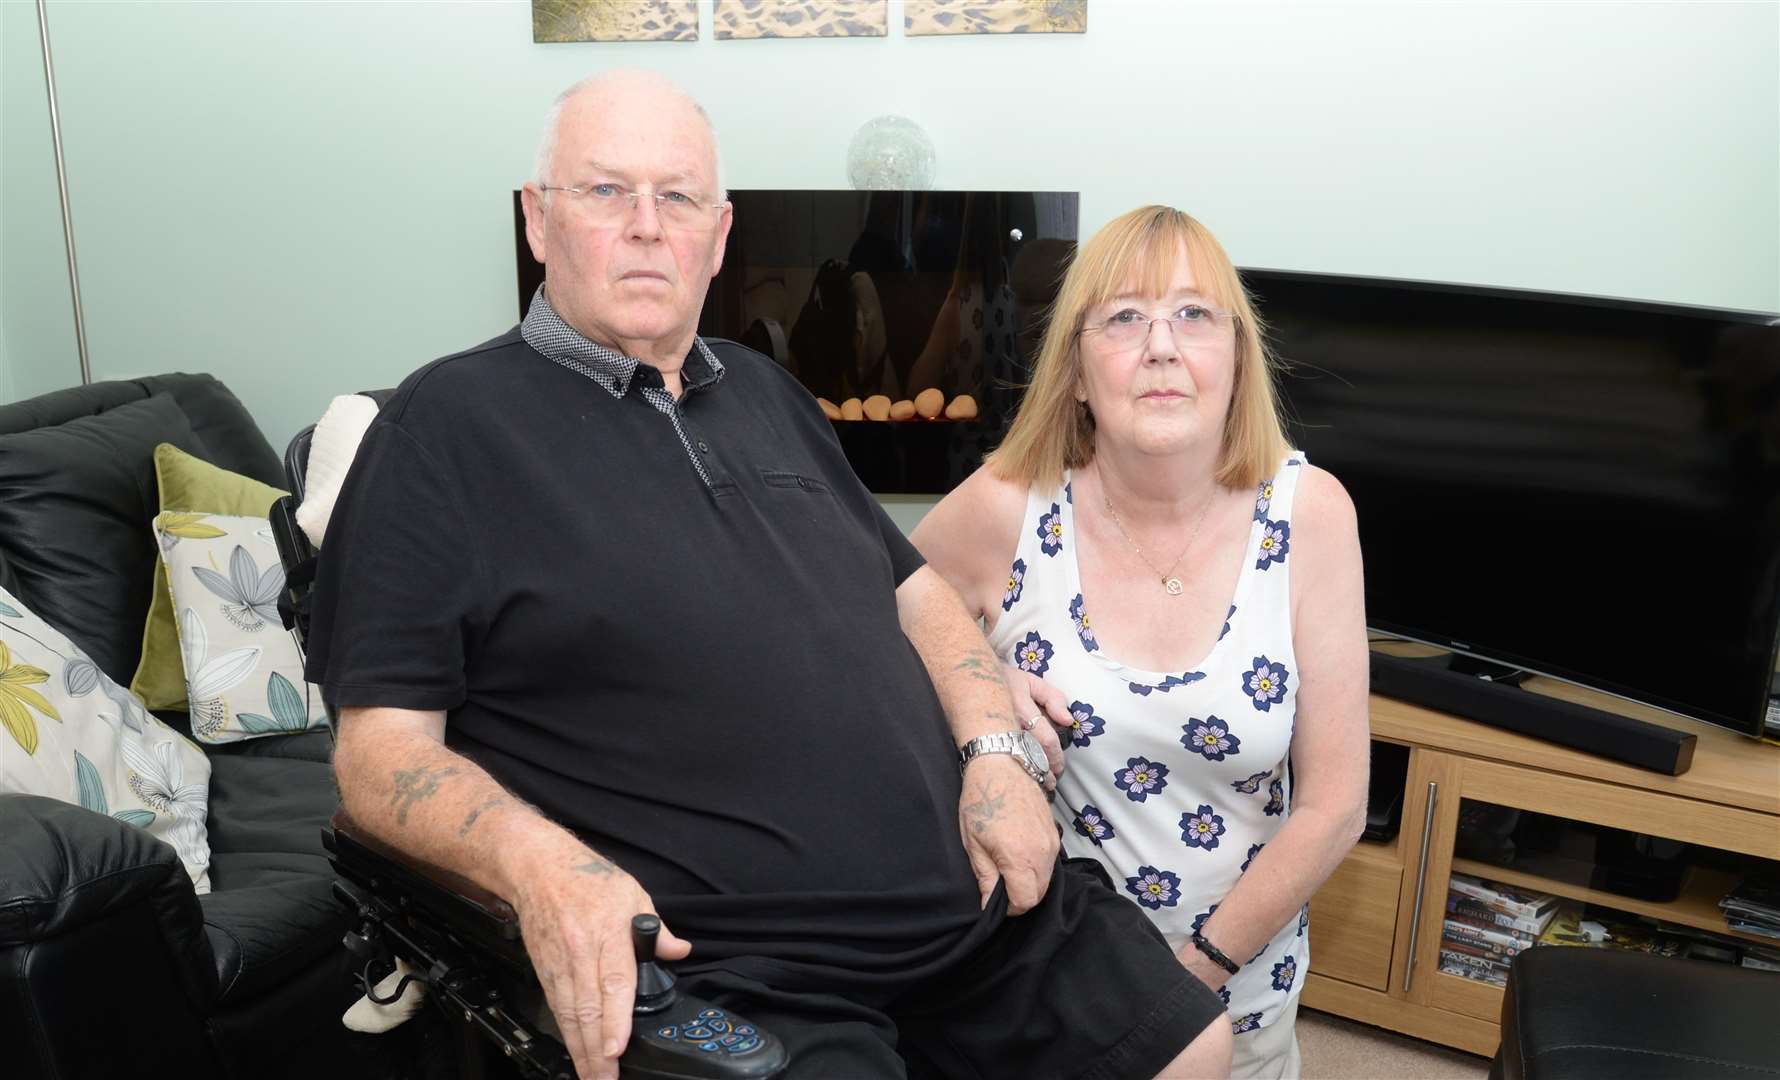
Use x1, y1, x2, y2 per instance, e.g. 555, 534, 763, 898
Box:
0, 1, 8, 405
3, 0, 1776, 446
2, 0, 81, 405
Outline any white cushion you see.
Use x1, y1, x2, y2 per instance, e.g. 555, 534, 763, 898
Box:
0, 586, 213, 892
295, 393, 380, 548
153, 511, 328, 744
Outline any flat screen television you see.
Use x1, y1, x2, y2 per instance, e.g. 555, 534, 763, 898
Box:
515, 189, 1080, 492
1252, 269, 1780, 737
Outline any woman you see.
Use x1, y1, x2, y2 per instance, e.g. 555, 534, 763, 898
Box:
913, 205, 1369, 1078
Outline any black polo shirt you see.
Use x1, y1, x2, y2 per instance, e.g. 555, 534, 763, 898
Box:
305, 324, 994, 995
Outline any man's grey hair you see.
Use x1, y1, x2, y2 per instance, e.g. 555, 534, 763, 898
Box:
533, 71, 727, 202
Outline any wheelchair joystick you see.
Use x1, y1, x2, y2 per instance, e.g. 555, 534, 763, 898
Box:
631, 914, 677, 1014
619, 914, 789, 1079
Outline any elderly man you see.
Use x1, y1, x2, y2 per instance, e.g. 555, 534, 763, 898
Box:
305, 70, 1231, 1080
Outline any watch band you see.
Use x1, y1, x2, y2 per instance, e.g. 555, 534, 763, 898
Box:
1191, 930, 1241, 976
958, 731, 1047, 787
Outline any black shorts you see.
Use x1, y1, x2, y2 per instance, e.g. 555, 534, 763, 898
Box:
677, 858, 1226, 1080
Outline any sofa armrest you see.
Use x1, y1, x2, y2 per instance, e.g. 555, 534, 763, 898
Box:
0, 794, 217, 1010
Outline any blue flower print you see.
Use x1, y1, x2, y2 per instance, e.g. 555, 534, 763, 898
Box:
1001, 559, 1027, 612
1073, 803, 1115, 847
1264, 777, 1285, 817
1220, 604, 1235, 641
1298, 904, 1309, 937
1231, 768, 1271, 794
1254, 479, 1274, 522
1270, 955, 1297, 992
1013, 632, 1053, 676
1114, 757, 1169, 802
1126, 670, 1206, 696
1064, 700, 1104, 748
1037, 503, 1065, 557
1065, 481, 1073, 505
1217, 986, 1231, 1007
1180, 805, 1227, 850
1256, 519, 1291, 570
1124, 866, 1182, 909
1232, 1013, 1262, 1034
1244, 656, 1290, 711
1181, 717, 1241, 762
1069, 593, 1098, 652
1242, 842, 1264, 872
1191, 904, 1219, 936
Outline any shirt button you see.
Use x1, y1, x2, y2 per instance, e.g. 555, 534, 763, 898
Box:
697, 440, 711, 453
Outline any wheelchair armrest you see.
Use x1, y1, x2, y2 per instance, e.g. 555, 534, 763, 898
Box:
324, 810, 525, 965
270, 493, 316, 648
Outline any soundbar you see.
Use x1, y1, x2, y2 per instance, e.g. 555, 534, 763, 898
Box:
1369, 652, 1697, 775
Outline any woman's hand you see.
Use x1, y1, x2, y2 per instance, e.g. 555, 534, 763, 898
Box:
1003, 662, 1073, 790
1176, 938, 1236, 992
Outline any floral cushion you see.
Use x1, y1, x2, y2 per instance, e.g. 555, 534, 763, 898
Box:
131, 442, 288, 712
152, 511, 328, 744
0, 586, 213, 892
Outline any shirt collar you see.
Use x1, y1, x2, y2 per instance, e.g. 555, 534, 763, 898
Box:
520, 285, 725, 399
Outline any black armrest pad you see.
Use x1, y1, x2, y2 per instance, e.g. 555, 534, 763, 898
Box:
0, 794, 216, 1008
1501, 945, 1780, 1079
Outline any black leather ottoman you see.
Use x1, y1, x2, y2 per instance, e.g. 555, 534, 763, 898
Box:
1491, 945, 1780, 1079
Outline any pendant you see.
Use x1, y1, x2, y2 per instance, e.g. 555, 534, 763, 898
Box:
1164, 577, 1184, 596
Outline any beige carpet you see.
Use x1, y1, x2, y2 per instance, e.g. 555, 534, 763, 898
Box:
1298, 1007, 1492, 1079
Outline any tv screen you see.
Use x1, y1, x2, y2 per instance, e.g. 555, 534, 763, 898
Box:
1255, 269, 1780, 737
516, 189, 1080, 493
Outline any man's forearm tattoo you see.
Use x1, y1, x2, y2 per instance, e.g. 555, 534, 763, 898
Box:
573, 855, 619, 876
458, 795, 509, 838
962, 781, 1006, 835
954, 650, 1007, 686
390, 764, 458, 825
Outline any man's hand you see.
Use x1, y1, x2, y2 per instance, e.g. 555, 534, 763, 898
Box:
958, 754, 1059, 915
510, 841, 691, 1080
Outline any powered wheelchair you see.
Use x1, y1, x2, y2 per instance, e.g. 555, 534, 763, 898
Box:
269, 401, 788, 1080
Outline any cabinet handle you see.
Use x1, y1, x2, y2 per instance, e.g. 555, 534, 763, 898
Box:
1402, 780, 1439, 994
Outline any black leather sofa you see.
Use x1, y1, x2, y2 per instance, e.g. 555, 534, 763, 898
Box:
0, 376, 391, 1079
1492, 944, 1780, 1079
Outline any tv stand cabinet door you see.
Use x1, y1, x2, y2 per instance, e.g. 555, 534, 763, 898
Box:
1307, 843, 1401, 992
1396, 749, 1464, 1009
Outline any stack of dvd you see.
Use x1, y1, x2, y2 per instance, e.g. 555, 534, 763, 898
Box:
1439, 873, 1559, 987
1719, 873, 1780, 941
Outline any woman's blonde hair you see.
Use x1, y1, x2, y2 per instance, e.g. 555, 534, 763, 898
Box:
986, 205, 1290, 491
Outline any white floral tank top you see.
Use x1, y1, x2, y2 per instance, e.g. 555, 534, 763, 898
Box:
986, 453, 1309, 1035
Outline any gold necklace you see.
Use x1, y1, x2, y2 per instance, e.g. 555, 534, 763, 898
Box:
1101, 485, 1216, 597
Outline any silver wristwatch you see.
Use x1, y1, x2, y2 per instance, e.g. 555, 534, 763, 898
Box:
958, 730, 1049, 788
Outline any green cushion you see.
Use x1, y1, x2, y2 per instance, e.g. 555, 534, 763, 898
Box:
129, 444, 286, 711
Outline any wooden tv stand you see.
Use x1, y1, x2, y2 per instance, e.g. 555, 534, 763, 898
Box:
1303, 673, 1780, 1057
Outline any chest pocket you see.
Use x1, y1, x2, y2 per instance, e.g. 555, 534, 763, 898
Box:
759, 469, 831, 495
752, 466, 891, 608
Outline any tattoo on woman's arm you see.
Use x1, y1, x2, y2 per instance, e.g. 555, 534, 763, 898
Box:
389, 764, 458, 825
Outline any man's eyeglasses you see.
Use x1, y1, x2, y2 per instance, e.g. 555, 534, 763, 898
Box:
1079, 304, 1239, 348
539, 182, 724, 230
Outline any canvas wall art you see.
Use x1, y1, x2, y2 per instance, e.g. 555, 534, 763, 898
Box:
905, 0, 1086, 37
532, 0, 698, 43
715, 0, 887, 39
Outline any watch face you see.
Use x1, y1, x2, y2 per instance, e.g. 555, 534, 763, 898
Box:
1015, 731, 1049, 782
